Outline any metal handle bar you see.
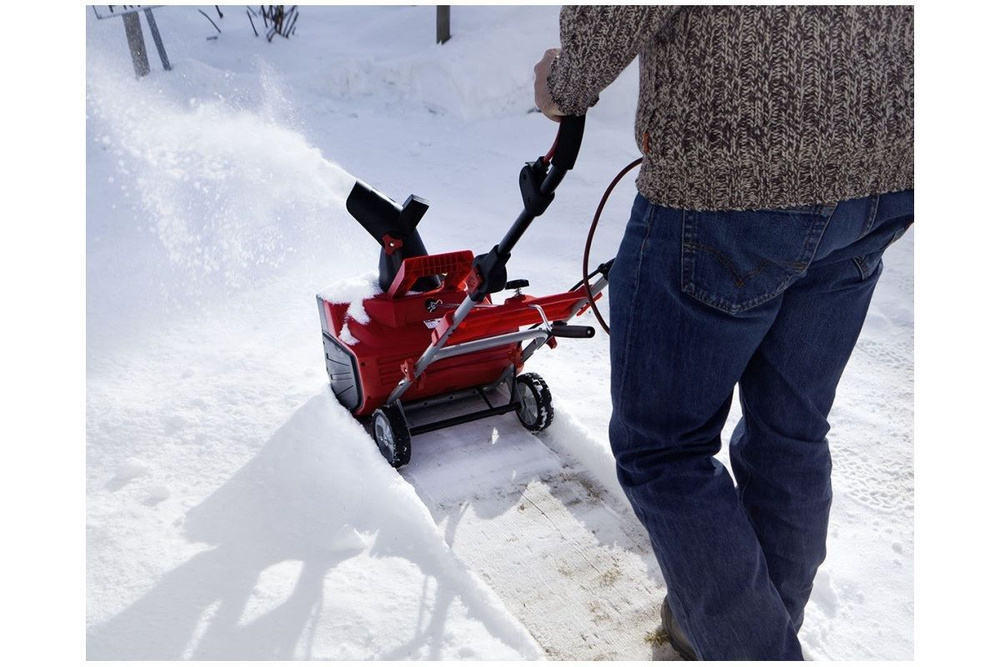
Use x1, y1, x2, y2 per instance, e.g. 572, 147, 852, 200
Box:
385, 116, 587, 406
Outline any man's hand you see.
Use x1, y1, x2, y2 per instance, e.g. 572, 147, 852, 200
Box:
534, 48, 565, 122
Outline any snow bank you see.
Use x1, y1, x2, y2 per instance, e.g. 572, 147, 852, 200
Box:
88, 391, 542, 660
307, 6, 561, 121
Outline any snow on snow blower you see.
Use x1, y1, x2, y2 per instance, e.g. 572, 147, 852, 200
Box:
317, 115, 612, 468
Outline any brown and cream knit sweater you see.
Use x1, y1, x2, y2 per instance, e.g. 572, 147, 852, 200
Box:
547, 5, 914, 211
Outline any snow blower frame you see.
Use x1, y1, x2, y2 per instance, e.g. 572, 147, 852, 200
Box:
318, 115, 611, 467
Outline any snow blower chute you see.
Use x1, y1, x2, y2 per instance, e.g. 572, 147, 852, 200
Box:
317, 115, 612, 468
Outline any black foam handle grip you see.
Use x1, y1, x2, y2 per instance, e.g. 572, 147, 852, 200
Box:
551, 114, 586, 171
550, 323, 595, 339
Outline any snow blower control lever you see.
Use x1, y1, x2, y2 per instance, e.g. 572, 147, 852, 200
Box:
469, 114, 586, 303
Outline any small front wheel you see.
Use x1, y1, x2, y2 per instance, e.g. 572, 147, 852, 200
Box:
514, 373, 554, 432
371, 403, 411, 468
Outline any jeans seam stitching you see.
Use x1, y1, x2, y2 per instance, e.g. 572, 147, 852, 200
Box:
684, 242, 772, 288
862, 194, 881, 237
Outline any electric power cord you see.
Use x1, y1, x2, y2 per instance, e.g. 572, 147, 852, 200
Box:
582, 157, 643, 334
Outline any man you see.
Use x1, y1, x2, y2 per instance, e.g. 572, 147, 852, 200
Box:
534, 6, 913, 660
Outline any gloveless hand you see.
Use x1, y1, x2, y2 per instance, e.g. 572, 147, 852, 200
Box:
533, 48, 565, 122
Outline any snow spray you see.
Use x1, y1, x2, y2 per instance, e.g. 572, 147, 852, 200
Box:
87, 60, 360, 295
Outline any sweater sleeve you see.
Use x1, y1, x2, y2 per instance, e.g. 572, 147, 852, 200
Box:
548, 5, 677, 116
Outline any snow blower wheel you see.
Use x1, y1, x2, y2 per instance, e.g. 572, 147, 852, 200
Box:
371, 404, 411, 468
514, 373, 553, 432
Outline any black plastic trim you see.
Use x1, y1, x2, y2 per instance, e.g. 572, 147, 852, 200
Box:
322, 332, 363, 414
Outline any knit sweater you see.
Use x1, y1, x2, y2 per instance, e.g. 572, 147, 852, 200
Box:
547, 5, 914, 211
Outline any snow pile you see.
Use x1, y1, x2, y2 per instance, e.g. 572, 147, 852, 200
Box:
317, 271, 381, 345
88, 392, 540, 659
297, 6, 560, 120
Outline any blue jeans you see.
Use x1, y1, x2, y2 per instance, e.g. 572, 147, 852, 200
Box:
608, 191, 913, 660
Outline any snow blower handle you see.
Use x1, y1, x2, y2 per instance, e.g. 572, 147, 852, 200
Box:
469, 115, 587, 302
549, 114, 586, 172
383, 115, 588, 408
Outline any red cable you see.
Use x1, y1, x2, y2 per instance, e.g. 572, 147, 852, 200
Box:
583, 157, 643, 334
542, 137, 557, 166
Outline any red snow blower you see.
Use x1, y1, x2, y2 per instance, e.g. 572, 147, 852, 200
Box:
317, 115, 613, 468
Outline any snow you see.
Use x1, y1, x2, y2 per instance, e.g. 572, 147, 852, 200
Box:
317, 270, 380, 346
317, 272, 380, 308
86, 5, 913, 660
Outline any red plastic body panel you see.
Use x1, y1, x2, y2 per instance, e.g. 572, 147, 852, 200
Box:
318, 252, 599, 417
387, 250, 473, 297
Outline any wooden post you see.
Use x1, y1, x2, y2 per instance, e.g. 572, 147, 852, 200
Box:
436, 6, 451, 45
122, 12, 150, 78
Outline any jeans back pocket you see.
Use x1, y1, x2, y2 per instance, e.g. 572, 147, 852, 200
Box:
681, 204, 835, 314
